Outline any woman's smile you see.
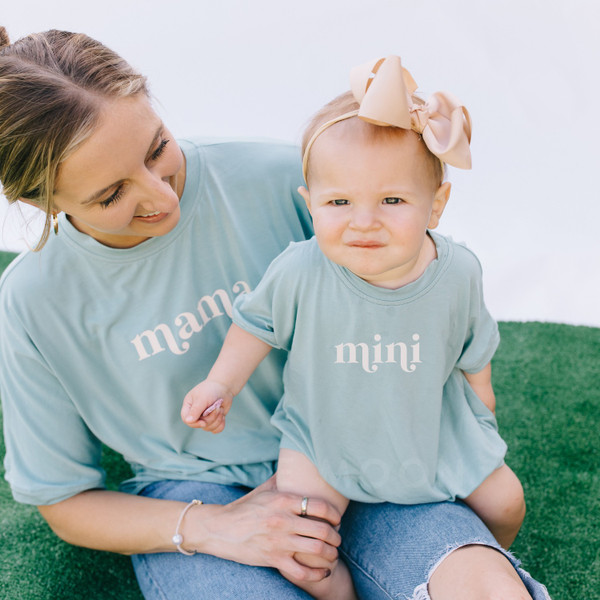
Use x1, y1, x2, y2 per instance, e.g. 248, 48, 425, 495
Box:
134, 210, 170, 223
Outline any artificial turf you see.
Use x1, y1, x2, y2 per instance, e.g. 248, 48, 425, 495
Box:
0, 250, 598, 599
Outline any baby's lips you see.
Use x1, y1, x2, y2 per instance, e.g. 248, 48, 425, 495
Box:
202, 398, 224, 417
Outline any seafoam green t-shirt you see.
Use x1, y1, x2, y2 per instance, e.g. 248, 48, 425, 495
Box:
233, 235, 506, 503
0, 138, 312, 505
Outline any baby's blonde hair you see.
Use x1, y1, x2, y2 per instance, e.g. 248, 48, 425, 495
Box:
0, 27, 149, 250
301, 91, 445, 187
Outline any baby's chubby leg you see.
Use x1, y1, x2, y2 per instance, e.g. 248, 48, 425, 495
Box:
463, 464, 526, 549
277, 448, 349, 516
277, 448, 356, 600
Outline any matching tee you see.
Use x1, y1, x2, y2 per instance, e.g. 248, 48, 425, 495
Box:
234, 235, 505, 503
0, 139, 311, 504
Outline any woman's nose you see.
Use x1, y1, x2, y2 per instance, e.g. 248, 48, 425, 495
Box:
135, 177, 178, 216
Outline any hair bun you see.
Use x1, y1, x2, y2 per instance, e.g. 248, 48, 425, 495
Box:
0, 26, 10, 48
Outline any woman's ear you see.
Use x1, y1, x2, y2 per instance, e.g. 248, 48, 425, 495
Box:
297, 186, 312, 214
428, 182, 451, 229
18, 198, 60, 219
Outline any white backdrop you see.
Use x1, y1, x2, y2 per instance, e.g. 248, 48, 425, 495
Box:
1, 0, 599, 327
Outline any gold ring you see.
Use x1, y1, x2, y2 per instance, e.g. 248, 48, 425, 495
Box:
300, 496, 309, 517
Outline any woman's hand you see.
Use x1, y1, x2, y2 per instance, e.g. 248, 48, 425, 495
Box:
38, 478, 341, 583
191, 476, 343, 582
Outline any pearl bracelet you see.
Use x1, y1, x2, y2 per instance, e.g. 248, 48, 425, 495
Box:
172, 499, 203, 555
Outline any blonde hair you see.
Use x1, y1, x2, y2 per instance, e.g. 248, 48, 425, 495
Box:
0, 27, 149, 250
301, 90, 445, 186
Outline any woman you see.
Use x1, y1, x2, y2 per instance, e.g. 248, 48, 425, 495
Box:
0, 27, 550, 599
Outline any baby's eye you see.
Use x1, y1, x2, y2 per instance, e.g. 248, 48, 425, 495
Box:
331, 199, 349, 206
383, 197, 403, 205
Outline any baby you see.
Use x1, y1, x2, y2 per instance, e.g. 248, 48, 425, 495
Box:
182, 56, 526, 600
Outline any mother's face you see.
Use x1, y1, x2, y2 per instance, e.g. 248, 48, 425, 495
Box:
52, 95, 185, 248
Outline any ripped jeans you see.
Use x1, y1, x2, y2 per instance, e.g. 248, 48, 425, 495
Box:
132, 480, 551, 600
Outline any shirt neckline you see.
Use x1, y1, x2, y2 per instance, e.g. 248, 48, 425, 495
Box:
328, 231, 452, 305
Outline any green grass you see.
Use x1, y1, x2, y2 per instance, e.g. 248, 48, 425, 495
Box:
0, 251, 17, 274
495, 322, 600, 598
0, 416, 142, 600
1, 251, 598, 599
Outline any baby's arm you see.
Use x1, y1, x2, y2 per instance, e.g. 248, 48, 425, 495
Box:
181, 324, 272, 432
463, 362, 496, 413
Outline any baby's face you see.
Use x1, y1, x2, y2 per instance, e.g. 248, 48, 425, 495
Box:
302, 126, 449, 289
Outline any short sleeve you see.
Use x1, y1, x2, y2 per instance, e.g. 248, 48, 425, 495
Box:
454, 250, 500, 374
232, 243, 305, 351
0, 303, 105, 506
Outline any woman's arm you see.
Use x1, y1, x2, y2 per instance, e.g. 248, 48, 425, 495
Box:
38, 478, 342, 582
463, 362, 496, 414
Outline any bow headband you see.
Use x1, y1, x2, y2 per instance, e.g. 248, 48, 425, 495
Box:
302, 56, 472, 182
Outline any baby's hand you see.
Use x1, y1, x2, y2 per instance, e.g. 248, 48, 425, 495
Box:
181, 381, 233, 433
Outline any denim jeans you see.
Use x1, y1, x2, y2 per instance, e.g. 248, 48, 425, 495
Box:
132, 480, 551, 600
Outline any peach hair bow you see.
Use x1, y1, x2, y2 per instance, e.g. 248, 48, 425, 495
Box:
302, 56, 472, 181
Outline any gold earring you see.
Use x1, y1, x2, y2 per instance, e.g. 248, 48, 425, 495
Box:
52, 213, 59, 235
